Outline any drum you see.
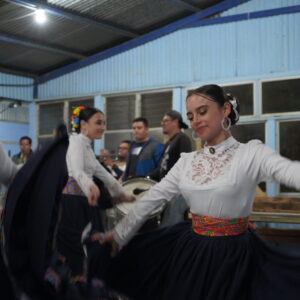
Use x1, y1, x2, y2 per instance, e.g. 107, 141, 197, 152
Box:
116, 177, 165, 232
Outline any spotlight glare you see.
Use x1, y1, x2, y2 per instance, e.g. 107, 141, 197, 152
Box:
35, 9, 46, 24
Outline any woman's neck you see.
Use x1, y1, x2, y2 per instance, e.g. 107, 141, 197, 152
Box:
205, 131, 231, 146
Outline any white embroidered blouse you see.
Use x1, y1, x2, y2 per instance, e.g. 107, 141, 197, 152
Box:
113, 136, 300, 246
66, 133, 123, 198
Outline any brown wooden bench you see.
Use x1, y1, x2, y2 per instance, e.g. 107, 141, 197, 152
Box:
251, 196, 300, 244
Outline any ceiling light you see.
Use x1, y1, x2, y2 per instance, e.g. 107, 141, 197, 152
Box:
35, 8, 46, 24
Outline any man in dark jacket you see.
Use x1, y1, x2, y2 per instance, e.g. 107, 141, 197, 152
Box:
12, 136, 34, 165
149, 110, 192, 181
149, 110, 192, 227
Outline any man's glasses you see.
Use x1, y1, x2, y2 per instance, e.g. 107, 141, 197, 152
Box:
161, 119, 172, 124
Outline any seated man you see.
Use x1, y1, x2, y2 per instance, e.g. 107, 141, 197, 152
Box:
99, 149, 123, 180
115, 140, 131, 173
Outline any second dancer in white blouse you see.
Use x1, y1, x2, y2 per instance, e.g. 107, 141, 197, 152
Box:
56, 106, 133, 279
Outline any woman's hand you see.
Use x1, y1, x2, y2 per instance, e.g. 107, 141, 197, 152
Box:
119, 193, 135, 203
98, 231, 119, 256
88, 184, 100, 206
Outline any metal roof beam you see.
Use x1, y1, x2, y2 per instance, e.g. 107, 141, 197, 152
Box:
0, 33, 87, 59
168, 0, 200, 12
186, 4, 300, 27
8, 0, 139, 38
35, 0, 249, 84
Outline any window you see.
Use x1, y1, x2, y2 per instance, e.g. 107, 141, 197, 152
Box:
38, 98, 94, 145
104, 90, 172, 153
262, 78, 300, 114
279, 120, 300, 193
141, 92, 172, 127
222, 83, 254, 116
0, 99, 29, 123
106, 95, 135, 130
231, 122, 265, 144
39, 103, 64, 135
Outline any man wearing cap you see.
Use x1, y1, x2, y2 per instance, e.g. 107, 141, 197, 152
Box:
149, 110, 192, 181
148, 110, 192, 227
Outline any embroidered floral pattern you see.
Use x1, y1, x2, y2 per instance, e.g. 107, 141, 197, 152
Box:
192, 214, 249, 236
187, 143, 240, 185
62, 176, 85, 196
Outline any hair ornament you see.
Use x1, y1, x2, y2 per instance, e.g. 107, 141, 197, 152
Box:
227, 94, 239, 122
71, 106, 85, 131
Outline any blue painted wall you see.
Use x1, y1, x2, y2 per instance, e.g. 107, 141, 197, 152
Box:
0, 72, 33, 100
0, 72, 33, 156
37, 0, 300, 99
0, 121, 30, 157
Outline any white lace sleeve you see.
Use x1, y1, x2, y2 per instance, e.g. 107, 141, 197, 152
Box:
0, 143, 17, 186
251, 140, 300, 189
67, 136, 94, 197
113, 154, 186, 247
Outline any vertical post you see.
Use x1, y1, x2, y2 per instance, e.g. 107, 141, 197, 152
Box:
265, 118, 278, 196
28, 101, 37, 150
94, 95, 104, 154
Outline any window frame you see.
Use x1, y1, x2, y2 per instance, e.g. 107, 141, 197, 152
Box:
103, 88, 173, 150
276, 117, 300, 196
260, 75, 300, 117
37, 97, 94, 141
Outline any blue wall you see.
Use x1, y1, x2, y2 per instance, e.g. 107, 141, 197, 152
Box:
0, 72, 33, 100
36, 0, 300, 99
0, 72, 33, 155
0, 121, 30, 157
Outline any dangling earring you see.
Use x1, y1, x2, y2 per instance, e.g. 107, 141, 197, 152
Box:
192, 131, 201, 141
221, 117, 231, 131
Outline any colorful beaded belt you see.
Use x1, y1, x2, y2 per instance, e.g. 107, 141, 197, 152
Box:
191, 213, 249, 236
62, 177, 85, 196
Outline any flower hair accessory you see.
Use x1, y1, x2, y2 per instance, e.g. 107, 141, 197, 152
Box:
227, 94, 239, 122
71, 106, 85, 131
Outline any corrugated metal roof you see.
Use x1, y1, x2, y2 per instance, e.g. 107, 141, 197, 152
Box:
0, 0, 223, 77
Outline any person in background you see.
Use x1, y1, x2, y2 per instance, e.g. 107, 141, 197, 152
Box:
148, 110, 192, 226
115, 140, 131, 173
149, 110, 192, 181
99, 149, 123, 180
123, 117, 163, 181
12, 136, 34, 165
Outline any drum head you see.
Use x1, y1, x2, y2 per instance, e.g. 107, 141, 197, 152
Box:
116, 178, 164, 217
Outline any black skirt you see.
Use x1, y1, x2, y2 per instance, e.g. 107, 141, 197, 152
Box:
90, 220, 300, 300
57, 194, 106, 276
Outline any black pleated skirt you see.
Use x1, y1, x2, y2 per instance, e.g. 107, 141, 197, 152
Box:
89, 220, 300, 300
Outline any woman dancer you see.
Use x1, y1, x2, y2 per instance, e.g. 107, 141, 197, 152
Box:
98, 84, 300, 300
56, 106, 133, 279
